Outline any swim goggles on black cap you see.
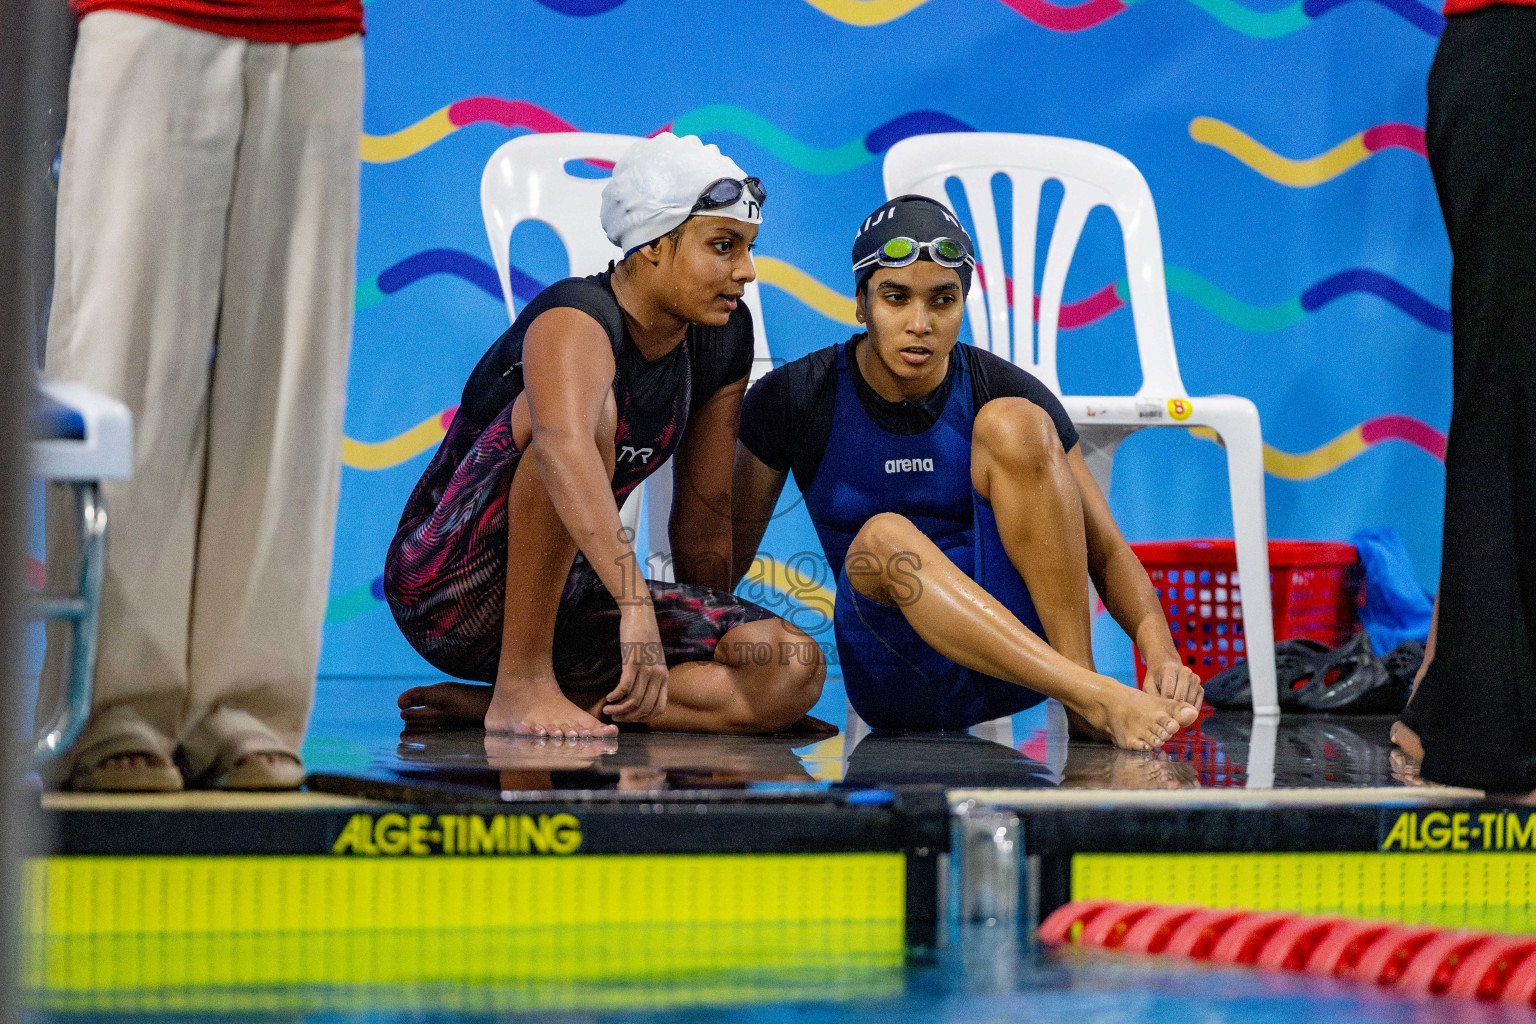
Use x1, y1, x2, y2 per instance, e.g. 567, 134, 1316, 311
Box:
852, 235, 974, 274
691, 176, 767, 214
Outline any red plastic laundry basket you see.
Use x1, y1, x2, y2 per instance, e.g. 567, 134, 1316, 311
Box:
1129, 539, 1361, 684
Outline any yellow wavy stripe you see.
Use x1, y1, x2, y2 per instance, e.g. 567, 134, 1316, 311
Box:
343, 411, 447, 470
748, 554, 836, 620
755, 257, 858, 325
1189, 424, 1369, 481
796, 0, 936, 25
1188, 116, 1371, 188
361, 108, 457, 164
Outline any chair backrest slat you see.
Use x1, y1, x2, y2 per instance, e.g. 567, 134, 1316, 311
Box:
1035, 189, 1096, 395
951, 169, 1007, 358
1008, 173, 1046, 368
883, 132, 1187, 398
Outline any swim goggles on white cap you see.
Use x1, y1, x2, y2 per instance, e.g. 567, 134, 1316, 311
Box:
692, 176, 767, 215
851, 235, 974, 274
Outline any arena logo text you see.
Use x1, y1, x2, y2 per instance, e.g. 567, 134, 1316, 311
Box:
885, 458, 933, 474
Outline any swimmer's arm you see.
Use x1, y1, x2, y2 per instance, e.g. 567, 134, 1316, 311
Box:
729, 445, 788, 591
1070, 448, 1202, 709
521, 307, 640, 604
669, 373, 748, 591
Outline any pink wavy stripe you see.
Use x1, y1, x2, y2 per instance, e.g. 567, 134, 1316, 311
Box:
1360, 123, 1427, 157
974, 267, 1125, 329
1035, 283, 1126, 328
1360, 414, 1445, 460
25, 556, 44, 590
439, 405, 459, 430
443, 101, 670, 171
447, 97, 580, 133
996, 0, 1129, 31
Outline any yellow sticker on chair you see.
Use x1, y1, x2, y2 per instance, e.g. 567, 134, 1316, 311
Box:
1167, 399, 1193, 421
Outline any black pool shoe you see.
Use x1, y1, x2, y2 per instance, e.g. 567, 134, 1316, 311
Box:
1293, 632, 1407, 715
1202, 637, 1332, 711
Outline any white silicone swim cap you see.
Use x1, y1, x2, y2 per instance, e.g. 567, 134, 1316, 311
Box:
600, 133, 762, 255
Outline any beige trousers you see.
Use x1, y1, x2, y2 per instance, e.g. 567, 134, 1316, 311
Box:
41, 10, 363, 780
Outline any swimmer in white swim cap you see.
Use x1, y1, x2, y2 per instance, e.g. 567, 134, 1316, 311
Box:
388, 134, 829, 742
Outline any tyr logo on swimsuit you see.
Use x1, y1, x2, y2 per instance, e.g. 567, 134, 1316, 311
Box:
619, 446, 654, 463
884, 458, 934, 473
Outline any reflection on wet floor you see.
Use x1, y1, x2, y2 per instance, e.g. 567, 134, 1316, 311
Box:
363, 707, 1418, 797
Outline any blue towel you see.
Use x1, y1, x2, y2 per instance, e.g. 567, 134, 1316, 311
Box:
1350, 526, 1434, 655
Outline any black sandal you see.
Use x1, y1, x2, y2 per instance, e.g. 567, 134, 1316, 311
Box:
1202, 637, 1331, 711
1293, 632, 1406, 714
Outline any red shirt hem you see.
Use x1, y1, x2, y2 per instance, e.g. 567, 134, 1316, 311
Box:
1443, 0, 1536, 15
73, 0, 363, 43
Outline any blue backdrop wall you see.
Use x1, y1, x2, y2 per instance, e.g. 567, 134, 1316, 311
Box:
319, 0, 1449, 680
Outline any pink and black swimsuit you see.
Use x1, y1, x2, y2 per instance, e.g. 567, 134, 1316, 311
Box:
384, 271, 773, 691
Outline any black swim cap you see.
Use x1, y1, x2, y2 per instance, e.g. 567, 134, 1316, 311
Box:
851, 194, 974, 295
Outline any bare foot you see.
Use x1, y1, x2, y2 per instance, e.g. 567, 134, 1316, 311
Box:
1390, 720, 1424, 761
1389, 746, 1427, 787
398, 682, 495, 726
484, 732, 617, 769
1070, 682, 1197, 751
777, 715, 839, 739
485, 681, 618, 738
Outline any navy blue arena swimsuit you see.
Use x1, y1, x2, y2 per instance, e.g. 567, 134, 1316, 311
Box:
741, 336, 1079, 731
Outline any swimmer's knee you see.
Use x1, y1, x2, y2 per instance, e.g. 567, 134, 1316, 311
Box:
729, 619, 825, 731
773, 623, 826, 720
974, 397, 1061, 476
850, 512, 918, 562
752, 658, 823, 732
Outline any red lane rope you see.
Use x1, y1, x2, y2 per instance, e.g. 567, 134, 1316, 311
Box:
1121, 905, 1203, 955
1252, 916, 1345, 972
1446, 935, 1536, 1000
1039, 900, 1536, 1006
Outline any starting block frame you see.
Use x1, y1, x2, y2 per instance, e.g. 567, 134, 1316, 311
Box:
28, 376, 131, 766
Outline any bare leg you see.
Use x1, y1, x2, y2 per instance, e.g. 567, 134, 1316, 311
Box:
400, 395, 625, 737
405, 618, 826, 735
846, 512, 1193, 751
620, 617, 825, 734
479, 431, 620, 737
971, 398, 1096, 668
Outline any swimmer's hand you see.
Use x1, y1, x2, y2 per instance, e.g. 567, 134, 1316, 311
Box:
605, 599, 669, 722
1142, 658, 1203, 718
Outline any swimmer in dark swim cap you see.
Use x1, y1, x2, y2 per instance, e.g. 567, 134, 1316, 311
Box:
732, 195, 1202, 750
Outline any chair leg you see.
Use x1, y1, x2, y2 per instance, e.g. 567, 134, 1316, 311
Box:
1210, 403, 1278, 717
1075, 424, 1140, 652
32, 482, 107, 766
843, 704, 869, 756
644, 456, 675, 583
1075, 424, 1138, 499
970, 715, 1014, 746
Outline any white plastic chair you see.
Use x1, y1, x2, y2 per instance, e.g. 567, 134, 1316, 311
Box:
28, 375, 132, 764
883, 132, 1278, 717
480, 132, 773, 581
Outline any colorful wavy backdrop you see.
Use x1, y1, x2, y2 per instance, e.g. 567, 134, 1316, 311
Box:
324, 0, 1448, 678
